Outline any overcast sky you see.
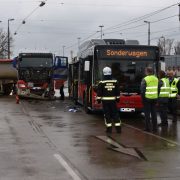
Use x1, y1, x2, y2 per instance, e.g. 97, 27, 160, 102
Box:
0, 0, 179, 57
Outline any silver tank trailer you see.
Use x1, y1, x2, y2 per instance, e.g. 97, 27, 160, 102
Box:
0, 60, 17, 79
0, 59, 17, 95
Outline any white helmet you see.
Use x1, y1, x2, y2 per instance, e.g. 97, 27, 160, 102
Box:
103, 67, 112, 75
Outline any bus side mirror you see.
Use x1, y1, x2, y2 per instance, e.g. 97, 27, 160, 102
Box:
84, 61, 90, 71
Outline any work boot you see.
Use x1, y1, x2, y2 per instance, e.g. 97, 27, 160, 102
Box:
116, 126, 121, 134
144, 128, 150, 132
106, 127, 112, 134
158, 122, 168, 127
173, 117, 177, 123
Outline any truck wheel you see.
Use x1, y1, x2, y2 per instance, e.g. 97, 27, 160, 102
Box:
3, 84, 12, 96
48, 90, 55, 100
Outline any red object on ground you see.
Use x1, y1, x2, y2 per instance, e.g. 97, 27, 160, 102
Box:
16, 95, 19, 104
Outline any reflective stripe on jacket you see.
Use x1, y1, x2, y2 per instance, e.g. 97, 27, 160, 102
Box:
169, 78, 179, 98
97, 79, 120, 101
144, 75, 158, 99
159, 78, 170, 98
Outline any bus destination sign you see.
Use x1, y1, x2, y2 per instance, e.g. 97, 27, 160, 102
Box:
98, 47, 157, 60
107, 49, 148, 58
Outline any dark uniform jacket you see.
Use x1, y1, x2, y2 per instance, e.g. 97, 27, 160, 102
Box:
169, 77, 180, 96
97, 75, 120, 101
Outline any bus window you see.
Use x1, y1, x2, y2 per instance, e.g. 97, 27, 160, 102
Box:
95, 59, 153, 94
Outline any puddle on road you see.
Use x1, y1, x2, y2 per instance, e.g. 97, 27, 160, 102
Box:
36, 115, 62, 120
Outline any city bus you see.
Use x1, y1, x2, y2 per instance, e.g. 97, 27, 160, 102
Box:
68, 39, 160, 113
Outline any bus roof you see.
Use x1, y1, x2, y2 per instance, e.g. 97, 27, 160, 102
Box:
19, 52, 53, 57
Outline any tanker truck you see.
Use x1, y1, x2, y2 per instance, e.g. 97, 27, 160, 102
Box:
0, 59, 17, 95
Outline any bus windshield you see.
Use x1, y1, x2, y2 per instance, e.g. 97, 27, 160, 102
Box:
19, 57, 53, 68
94, 59, 154, 94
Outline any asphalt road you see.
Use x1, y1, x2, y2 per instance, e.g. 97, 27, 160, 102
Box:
0, 95, 180, 180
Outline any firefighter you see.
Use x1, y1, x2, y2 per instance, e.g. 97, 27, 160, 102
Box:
96, 67, 121, 134
167, 70, 180, 122
140, 67, 158, 132
158, 70, 170, 127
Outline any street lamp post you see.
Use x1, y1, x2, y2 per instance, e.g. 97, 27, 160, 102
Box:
8, 18, 14, 59
99, 25, 104, 39
77, 37, 81, 49
144, 21, 150, 46
62, 45, 65, 56
178, 4, 180, 22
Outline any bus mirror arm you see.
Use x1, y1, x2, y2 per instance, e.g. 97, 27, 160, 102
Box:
93, 85, 98, 92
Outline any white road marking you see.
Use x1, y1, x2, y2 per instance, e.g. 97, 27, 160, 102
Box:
123, 123, 179, 147
54, 154, 82, 180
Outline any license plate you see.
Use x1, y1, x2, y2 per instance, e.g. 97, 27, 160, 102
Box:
120, 108, 135, 112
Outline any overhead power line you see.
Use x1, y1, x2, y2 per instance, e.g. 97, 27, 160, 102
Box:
65, 31, 99, 50
151, 32, 180, 41
14, 1, 46, 35
151, 14, 178, 23
104, 14, 178, 36
104, 3, 179, 32
64, 2, 179, 49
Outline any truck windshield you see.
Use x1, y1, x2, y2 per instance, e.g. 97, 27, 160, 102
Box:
19, 57, 53, 68
94, 59, 154, 94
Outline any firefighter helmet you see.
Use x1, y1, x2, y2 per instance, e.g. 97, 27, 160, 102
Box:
103, 67, 112, 76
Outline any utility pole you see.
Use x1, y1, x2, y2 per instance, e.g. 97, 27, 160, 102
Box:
144, 21, 150, 46
8, 18, 14, 59
178, 4, 180, 22
99, 25, 104, 39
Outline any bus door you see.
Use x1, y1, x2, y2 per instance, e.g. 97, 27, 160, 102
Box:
78, 56, 92, 105
72, 62, 79, 101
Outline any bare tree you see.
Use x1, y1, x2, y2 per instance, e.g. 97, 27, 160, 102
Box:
0, 28, 13, 58
157, 37, 174, 55
157, 38, 165, 55
174, 41, 180, 55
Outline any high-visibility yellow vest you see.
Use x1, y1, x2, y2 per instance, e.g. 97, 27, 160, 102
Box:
159, 78, 170, 98
169, 78, 179, 98
144, 75, 158, 99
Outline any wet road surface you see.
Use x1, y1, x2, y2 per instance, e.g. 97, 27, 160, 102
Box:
0, 96, 180, 179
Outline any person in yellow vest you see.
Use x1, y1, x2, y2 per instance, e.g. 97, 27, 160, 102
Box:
167, 70, 180, 122
158, 70, 170, 127
140, 67, 158, 132
97, 67, 121, 134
